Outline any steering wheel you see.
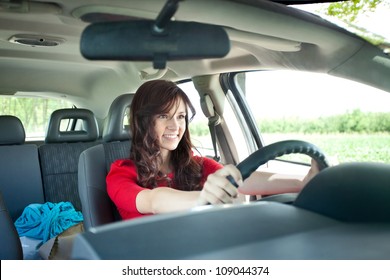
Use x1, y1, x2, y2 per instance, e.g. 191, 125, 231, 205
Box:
228, 140, 330, 203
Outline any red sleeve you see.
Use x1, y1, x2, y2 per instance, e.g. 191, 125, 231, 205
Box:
107, 157, 223, 220
106, 159, 148, 220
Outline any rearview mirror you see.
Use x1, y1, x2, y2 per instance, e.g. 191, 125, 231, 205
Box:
80, 20, 230, 69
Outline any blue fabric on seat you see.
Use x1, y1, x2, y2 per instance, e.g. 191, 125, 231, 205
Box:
14, 202, 83, 242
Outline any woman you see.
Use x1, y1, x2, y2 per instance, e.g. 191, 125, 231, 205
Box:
106, 80, 319, 220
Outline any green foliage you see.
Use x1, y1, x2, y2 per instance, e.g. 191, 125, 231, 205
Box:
320, 0, 388, 46
325, 0, 383, 22
189, 119, 210, 136
0, 97, 71, 136
189, 110, 390, 163
263, 132, 390, 163
257, 109, 390, 134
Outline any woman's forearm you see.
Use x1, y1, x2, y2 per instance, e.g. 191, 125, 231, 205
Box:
136, 187, 201, 215
239, 171, 304, 195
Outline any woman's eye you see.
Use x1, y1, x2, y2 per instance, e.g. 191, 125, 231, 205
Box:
158, 114, 168, 119
178, 114, 186, 119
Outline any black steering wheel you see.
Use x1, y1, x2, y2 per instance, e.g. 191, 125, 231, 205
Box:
228, 140, 330, 202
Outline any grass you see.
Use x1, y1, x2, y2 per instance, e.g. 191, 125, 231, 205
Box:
262, 133, 390, 164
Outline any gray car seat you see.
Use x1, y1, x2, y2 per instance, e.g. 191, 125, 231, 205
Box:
0, 191, 23, 259
38, 108, 100, 211
0, 115, 45, 221
78, 94, 133, 230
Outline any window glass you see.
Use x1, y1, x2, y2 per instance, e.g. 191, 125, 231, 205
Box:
0, 95, 73, 141
236, 71, 390, 164
178, 81, 215, 157
225, 89, 254, 162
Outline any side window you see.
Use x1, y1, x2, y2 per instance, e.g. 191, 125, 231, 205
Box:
178, 81, 215, 157
0, 96, 73, 141
235, 71, 390, 165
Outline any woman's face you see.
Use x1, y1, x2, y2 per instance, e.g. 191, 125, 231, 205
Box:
154, 98, 187, 154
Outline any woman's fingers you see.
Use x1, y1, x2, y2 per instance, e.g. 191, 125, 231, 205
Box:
200, 185, 232, 204
198, 165, 243, 205
215, 164, 244, 187
207, 173, 238, 198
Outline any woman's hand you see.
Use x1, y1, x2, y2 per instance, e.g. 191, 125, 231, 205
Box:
197, 164, 243, 206
301, 158, 320, 186
302, 156, 339, 186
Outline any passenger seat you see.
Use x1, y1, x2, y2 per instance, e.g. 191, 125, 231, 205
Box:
38, 109, 100, 211
0, 115, 45, 221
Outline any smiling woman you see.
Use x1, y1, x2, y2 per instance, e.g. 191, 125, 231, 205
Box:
154, 100, 187, 154
106, 80, 236, 220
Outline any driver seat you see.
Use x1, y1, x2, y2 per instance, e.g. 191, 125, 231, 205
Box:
78, 94, 134, 231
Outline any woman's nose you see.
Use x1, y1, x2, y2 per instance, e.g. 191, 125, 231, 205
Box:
167, 117, 179, 129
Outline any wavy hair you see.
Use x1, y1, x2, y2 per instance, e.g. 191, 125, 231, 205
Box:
129, 80, 203, 190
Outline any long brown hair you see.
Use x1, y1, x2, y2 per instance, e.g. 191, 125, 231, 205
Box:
130, 80, 202, 190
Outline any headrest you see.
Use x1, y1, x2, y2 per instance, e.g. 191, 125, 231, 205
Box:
102, 93, 134, 142
45, 108, 99, 143
0, 115, 25, 145
294, 162, 390, 222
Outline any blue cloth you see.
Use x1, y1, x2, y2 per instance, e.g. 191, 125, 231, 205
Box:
14, 201, 83, 242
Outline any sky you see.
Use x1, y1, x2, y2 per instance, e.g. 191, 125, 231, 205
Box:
245, 70, 390, 119
357, 1, 390, 40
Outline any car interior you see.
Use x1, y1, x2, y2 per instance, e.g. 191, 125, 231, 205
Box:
0, 0, 390, 261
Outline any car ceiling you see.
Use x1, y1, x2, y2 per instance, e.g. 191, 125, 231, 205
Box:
0, 0, 388, 119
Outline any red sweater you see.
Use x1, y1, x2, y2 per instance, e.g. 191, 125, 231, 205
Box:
106, 156, 222, 220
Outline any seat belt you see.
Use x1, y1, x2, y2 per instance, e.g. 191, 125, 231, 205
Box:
200, 94, 220, 162
208, 113, 221, 162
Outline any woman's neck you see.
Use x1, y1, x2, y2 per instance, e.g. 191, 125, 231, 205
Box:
160, 149, 172, 174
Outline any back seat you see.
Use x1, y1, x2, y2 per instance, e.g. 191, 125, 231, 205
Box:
38, 108, 100, 211
0, 115, 45, 221
1, 110, 102, 259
